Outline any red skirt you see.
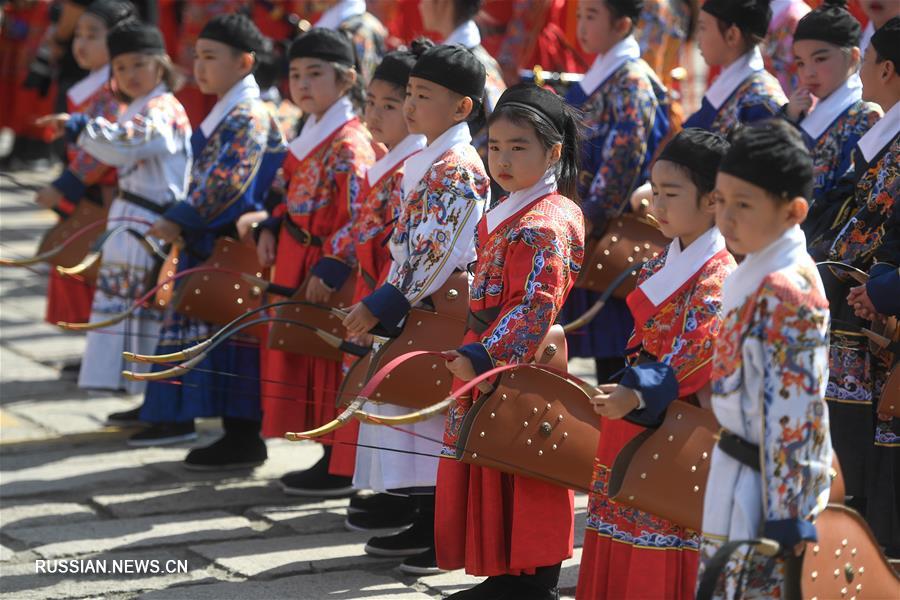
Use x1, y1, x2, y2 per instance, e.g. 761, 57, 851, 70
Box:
435, 331, 575, 576
576, 417, 699, 599
45, 271, 93, 325
260, 232, 341, 440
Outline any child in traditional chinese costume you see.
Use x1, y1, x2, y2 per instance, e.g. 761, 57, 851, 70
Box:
697, 121, 832, 598
342, 42, 490, 574
763, 0, 810, 94
254, 28, 375, 496
579, 128, 736, 600
69, 21, 191, 395
434, 83, 585, 600
131, 15, 285, 461
684, 0, 787, 134
36, 0, 133, 327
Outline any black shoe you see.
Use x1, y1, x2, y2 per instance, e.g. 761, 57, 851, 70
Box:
344, 509, 417, 532
349, 492, 416, 515
280, 447, 355, 497
446, 576, 515, 600
106, 406, 144, 426
126, 422, 196, 447
398, 547, 446, 575
183, 431, 267, 471
364, 520, 432, 557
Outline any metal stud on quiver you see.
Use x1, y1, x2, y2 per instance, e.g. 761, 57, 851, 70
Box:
159, 238, 268, 336
267, 274, 357, 362
576, 213, 669, 299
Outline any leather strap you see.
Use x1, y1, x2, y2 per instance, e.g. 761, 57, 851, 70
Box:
467, 306, 502, 335
696, 538, 795, 600
283, 217, 323, 247
717, 429, 761, 471
120, 190, 170, 216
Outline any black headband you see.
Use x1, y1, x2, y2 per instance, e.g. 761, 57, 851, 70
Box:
199, 13, 266, 54
107, 21, 165, 59
84, 0, 136, 29
702, 0, 772, 38
494, 83, 567, 135
410, 44, 485, 99
794, 0, 860, 48
870, 16, 900, 67
372, 50, 417, 89
718, 121, 813, 199
288, 27, 356, 68
607, 0, 645, 20
656, 128, 730, 188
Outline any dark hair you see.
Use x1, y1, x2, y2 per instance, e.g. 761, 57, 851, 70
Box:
605, 1, 638, 36
111, 52, 183, 102
453, 0, 482, 25
715, 17, 764, 53
487, 102, 584, 200
333, 61, 366, 114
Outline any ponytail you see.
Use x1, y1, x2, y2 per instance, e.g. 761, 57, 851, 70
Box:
556, 103, 584, 201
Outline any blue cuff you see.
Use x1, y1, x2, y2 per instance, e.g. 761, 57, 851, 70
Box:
311, 256, 352, 291
763, 518, 818, 549
362, 283, 411, 332
52, 169, 86, 203
619, 362, 679, 427
867, 264, 900, 317
163, 201, 206, 234
258, 215, 282, 236
457, 342, 494, 376
65, 113, 90, 144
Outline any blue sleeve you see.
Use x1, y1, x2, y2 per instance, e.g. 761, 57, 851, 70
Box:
618, 361, 679, 427
456, 342, 494, 376
311, 256, 353, 290
362, 283, 411, 332
867, 263, 900, 317
65, 113, 90, 144
764, 518, 818, 549
51, 169, 86, 203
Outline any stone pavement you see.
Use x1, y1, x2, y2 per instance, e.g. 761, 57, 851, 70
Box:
0, 170, 597, 600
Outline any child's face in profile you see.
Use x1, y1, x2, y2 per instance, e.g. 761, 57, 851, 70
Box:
194, 39, 250, 97
714, 172, 803, 255
289, 58, 349, 120
365, 79, 409, 149
793, 40, 857, 100
111, 52, 162, 101
487, 116, 561, 193
696, 11, 731, 67
73, 13, 109, 71
404, 77, 470, 143
649, 160, 714, 244
576, 0, 621, 55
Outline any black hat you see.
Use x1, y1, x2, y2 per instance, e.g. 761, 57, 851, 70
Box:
702, 0, 772, 38
607, 0, 645, 20
794, 0, 860, 48
718, 120, 813, 200
410, 44, 485, 99
494, 83, 568, 135
870, 16, 900, 67
199, 13, 266, 54
657, 128, 731, 189
107, 21, 165, 59
84, 0, 136, 29
372, 49, 418, 89
288, 27, 356, 68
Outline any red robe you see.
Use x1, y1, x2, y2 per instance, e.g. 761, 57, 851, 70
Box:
436, 192, 585, 575
576, 244, 735, 600
45, 77, 122, 325
260, 117, 374, 439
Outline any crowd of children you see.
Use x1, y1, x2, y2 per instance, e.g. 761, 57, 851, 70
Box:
7, 0, 899, 598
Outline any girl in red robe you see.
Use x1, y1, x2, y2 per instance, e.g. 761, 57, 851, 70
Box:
436, 83, 585, 600
577, 129, 736, 600
33, 0, 134, 325
255, 27, 375, 496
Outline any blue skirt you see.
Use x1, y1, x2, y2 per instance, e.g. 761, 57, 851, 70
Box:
558, 288, 633, 359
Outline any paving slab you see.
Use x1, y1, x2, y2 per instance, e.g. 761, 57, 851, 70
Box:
246, 498, 351, 535
0, 345, 65, 402
3, 394, 143, 437
139, 570, 434, 600
0, 500, 97, 531
5, 510, 262, 559
189, 531, 399, 579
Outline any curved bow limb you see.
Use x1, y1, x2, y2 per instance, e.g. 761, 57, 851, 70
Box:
815, 260, 868, 284
123, 339, 213, 364
562, 260, 646, 333
354, 396, 456, 427
56, 225, 163, 276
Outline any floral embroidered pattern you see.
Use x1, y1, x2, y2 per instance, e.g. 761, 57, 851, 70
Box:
708, 72, 787, 137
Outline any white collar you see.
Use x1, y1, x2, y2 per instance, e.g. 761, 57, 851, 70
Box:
288, 95, 356, 161
314, 0, 366, 30
67, 64, 109, 107
800, 74, 863, 140
486, 170, 557, 234
444, 20, 481, 48
367, 134, 427, 186
401, 122, 472, 199
860, 22, 875, 56
578, 35, 641, 96
119, 83, 167, 124
199, 74, 260, 137
705, 47, 768, 109
722, 224, 810, 314
769, 0, 800, 23
639, 226, 725, 306
858, 100, 900, 163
